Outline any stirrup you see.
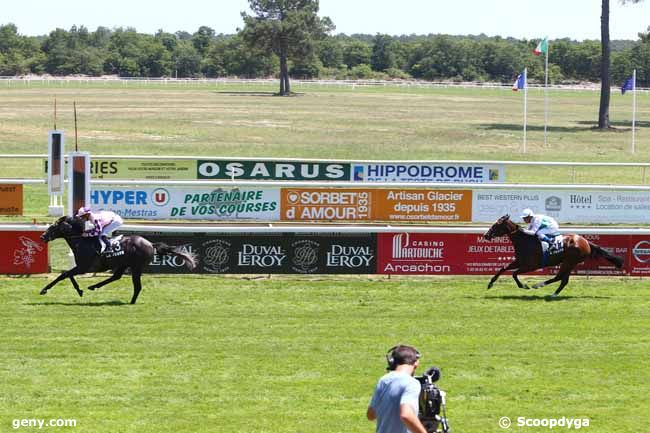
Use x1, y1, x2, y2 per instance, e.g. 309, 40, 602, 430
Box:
101, 236, 111, 253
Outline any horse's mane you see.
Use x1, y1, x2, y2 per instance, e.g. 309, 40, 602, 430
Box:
500, 215, 538, 240
56, 215, 85, 235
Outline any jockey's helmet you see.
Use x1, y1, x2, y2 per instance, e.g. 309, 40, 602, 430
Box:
76, 206, 92, 217
520, 208, 534, 219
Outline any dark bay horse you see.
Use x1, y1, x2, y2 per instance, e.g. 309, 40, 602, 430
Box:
483, 214, 624, 297
40, 216, 196, 304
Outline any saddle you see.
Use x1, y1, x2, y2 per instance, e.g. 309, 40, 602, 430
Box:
540, 235, 564, 266
97, 235, 124, 258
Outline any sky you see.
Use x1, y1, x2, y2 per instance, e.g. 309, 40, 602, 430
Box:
3, 0, 650, 41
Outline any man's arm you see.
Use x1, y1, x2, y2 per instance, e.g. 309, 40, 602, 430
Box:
367, 406, 376, 421
399, 404, 428, 433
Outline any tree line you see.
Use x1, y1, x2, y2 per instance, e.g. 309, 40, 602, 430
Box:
1, 22, 649, 87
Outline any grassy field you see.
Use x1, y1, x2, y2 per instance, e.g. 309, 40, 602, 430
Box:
1, 81, 649, 169
2, 82, 650, 432
1, 81, 650, 223
1, 276, 649, 433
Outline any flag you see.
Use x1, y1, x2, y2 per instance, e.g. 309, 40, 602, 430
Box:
621, 77, 635, 94
533, 37, 548, 56
512, 72, 526, 91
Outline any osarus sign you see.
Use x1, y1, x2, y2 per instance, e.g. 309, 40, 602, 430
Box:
197, 160, 350, 180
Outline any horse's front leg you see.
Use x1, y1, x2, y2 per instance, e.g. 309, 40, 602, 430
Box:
69, 275, 83, 297
487, 261, 519, 290
512, 265, 539, 289
40, 267, 80, 295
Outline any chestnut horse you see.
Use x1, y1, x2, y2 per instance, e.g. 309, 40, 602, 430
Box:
40, 216, 196, 304
483, 214, 624, 297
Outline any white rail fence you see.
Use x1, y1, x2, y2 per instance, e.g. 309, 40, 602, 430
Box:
3, 223, 650, 236
1, 76, 648, 93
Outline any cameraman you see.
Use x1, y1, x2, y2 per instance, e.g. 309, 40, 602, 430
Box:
367, 345, 428, 433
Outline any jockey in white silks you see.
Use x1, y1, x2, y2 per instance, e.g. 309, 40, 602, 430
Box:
76, 207, 123, 253
520, 208, 560, 245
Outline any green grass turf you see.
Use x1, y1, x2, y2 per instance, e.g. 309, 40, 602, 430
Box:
1, 276, 648, 433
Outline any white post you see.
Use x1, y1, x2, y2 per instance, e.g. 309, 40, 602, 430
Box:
47, 130, 65, 216
544, 47, 549, 147
632, 69, 637, 154
523, 67, 528, 154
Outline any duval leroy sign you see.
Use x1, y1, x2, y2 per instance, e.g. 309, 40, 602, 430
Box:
197, 160, 350, 180
133, 232, 376, 274
280, 188, 471, 222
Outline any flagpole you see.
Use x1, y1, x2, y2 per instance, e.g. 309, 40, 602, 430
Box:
544, 44, 549, 147
632, 69, 637, 154
524, 67, 528, 154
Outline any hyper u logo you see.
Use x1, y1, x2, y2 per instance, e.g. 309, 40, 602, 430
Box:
152, 188, 170, 206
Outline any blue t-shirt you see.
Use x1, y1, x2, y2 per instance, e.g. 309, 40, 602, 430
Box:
370, 371, 421, 433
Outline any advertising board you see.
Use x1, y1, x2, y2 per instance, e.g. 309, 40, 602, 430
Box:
280, 188, 472, 222
0, 231, 48, 274
281, 189, 372, 221
352, 162, 504, 183
377, 232, 628, 276
114, 229, 644, 276
93, 159, 195, 180
628, 235, 650, 276
374, 189, 472, 222
91, 186, 280, 220
197, 160, 350, 181
0, 184, 23, 216
472, 189, 650, 224
129, 232, 376, 274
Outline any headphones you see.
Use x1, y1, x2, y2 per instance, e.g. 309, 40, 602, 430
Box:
386, 345, 421, 371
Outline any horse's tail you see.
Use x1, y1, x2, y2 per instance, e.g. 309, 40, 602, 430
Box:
152, 242, 197, 270
589, 242, 624, 269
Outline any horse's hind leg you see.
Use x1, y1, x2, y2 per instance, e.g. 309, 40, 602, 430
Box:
88, 266, 126, 291
550, 274, 571, 298
533, 261, 574, 297
532, 274, 563, 290
130, 269, 143, 305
